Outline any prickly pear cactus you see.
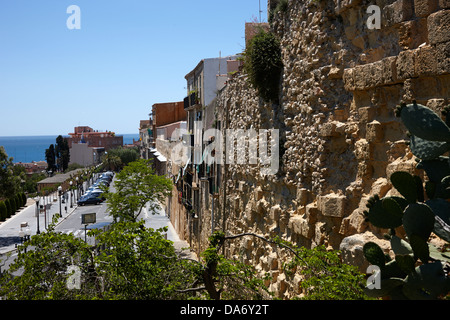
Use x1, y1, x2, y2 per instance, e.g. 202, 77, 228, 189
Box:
363, 102, 450, 300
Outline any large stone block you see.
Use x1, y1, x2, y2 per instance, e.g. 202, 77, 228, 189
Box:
289, 215, 314, 238
415, 45, 438, 76
397, 19, 428, 50
296, 188, 312, 206
410, 76, 441, 100
383, 0, 414, 27
436, 41, 450, 74
366, 61, 384, 88
358, 106, 377, 123
396, 49, 417, 80
353, 65, 367, 90
343, 68, 355, 91
428, 10, 450, 44
318, 193, 347, 218
366, 120, 384, 143
339, 232, 391, 272
306, 203, 320, 224
414, 0, 439, 17
381, 56, 398, 85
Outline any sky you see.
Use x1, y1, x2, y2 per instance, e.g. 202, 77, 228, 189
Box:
0, 0, 267, 136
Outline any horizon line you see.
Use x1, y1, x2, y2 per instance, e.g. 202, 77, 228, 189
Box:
0, 133, 139, 138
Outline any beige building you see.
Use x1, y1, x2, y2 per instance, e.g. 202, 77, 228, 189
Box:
69, 143, 104, 167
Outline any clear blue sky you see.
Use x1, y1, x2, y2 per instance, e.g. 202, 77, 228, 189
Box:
0, 0, 267, 136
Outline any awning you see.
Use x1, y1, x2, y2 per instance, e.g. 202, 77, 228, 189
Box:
157, 155, 167, 162
182, 157, 191, 175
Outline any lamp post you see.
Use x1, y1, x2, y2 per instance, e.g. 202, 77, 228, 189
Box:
70, 180, 73, 208
76, 177, 79, 201
34, 196, 40, 234
58, 186, 62, 218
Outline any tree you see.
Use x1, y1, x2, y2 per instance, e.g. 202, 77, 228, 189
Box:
0, 217, 199, 300
45, 144, 56, 172
103, 147, 139, 169
101, 154, 122, 172
103, 159, 172, 222
0, 146, 22, 199
55, 135, 70, 172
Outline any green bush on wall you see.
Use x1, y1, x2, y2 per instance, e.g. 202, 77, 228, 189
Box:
244, 28, 283, 103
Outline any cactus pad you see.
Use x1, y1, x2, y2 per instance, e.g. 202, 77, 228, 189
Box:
399, 102, 450, 142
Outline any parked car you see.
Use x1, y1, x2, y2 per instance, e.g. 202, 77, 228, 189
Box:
82, 187, 104, 197
77, 192, 105, 206
99, 172, 113, 182
95, 178, 110, 187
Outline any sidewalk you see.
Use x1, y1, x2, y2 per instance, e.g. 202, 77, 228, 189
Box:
140, 202, 197, 260
0, 193, 76, 256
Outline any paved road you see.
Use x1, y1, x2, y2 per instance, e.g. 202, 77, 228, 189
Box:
54, 198, 112, 245
0, 175, 195, 274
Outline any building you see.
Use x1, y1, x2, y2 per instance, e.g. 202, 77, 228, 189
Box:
139, 120, 151, 159
69, 143, 104, 167
157, 55, 241, 252
15, 161, 47, 175
149, 102, 187, 176
67, 126, 123, 151
67, 126, 122, 167
37, 168, 85, 195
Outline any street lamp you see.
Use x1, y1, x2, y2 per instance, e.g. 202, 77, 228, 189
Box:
70, 180, 73, 208
58, 186, 62, 218
34, 196, 40, 234
76, 177, 79, 201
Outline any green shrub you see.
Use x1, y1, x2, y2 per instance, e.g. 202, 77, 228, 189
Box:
0, 201, 7, 221
10, 196, 17, 213
21, 192, 27, 206
15, 194, 22, 209
244, 28, 283, 103
5, 198, 12, 218
268, 0, 289, 23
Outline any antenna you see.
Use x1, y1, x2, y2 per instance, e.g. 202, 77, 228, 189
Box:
259, 0, 262, 22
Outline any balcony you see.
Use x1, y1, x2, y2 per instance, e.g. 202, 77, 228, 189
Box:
184, 91, 200, 110
182, 133, 194, 147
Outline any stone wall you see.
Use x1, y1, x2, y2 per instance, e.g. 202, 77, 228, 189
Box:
199, 0, 450, 298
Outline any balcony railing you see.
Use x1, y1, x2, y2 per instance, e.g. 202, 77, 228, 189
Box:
184, 92, 200, 110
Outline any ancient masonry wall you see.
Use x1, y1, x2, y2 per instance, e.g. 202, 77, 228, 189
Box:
194, 0, 448, 298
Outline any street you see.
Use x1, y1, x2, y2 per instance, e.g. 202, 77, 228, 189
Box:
0, 174, 194, 275
54, 198, 112, 245
0, 175, 109, 272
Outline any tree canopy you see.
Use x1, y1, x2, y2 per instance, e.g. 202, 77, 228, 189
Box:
103, 159, 172, 222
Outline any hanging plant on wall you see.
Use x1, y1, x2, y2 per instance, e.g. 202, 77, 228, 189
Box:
244, 28, 283, 104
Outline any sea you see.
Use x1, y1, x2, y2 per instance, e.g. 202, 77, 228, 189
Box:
0, 134, 139, 164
